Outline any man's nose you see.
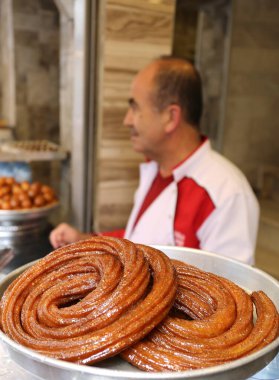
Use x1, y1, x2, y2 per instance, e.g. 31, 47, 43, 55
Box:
123, 108, 133, 126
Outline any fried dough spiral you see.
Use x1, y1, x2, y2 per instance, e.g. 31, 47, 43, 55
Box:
0, 237, 177, 364
122, 260, 279, 371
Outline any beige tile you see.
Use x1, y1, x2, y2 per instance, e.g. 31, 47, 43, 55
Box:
99, 139, 142, 161
14, 45, 40, 76
229, 73, 279, 98
98, 179, 138, 229
234, 0, 279, 24
95, 0, 175, 230
230, 47, 279, 74
255, 198, 279, 280
102, 108, 128, 138
13, 0, 40, 13
104, 41, 172, 71
98, 160, 140, 182
27, 69, 58, 106
255, 246, 279, 280
13, 12, 42, 31
98, 203, 133, 231
232, 22, 279, 49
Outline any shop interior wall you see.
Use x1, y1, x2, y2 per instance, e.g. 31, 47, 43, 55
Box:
0, 0, 63, 226
1, 0, 278, 232
222, 0, 279, 193
94, 0, 176, 232
95, 0, 279, 233
0, 0, 16, 127
11, 0, 60, 191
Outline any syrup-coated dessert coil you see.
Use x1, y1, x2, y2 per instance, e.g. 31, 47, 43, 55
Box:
0, 237, 177, 364
122, 260, 279, 371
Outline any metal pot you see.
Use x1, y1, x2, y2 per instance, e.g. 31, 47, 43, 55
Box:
0, 203, 59, 245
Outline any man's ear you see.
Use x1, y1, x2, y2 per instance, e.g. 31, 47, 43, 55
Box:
164, 104, 182, 133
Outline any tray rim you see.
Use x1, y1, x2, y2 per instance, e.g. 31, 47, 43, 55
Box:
0, 202, 59, 223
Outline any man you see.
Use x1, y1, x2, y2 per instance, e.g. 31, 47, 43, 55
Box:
50, 56, 259, 264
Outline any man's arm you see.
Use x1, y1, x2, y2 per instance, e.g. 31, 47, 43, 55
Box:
49, 223, 92, 249
197, 194, 260, 265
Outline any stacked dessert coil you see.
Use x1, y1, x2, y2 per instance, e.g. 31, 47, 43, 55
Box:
0, 236, 278, 371
0, 237, 177, 363
122, 260, 279, 371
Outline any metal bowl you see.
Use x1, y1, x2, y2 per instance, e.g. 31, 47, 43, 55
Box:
0, 202, 59, 244
0, 246, 278, 380
0, 202, 59, 223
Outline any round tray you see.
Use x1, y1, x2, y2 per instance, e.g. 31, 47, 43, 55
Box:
0, 202, 59, 223
0, 246, 278, 380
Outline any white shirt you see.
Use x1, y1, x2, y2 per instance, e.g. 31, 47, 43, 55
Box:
124, 140, 259, 264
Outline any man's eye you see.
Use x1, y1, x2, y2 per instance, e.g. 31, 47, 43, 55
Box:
128, 99, 138, 111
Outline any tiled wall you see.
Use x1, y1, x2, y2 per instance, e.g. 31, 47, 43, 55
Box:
1, 0, 278, 231
0, 26, 2, 116
173, 4, 197, 62
94, 0, 176, 231
94, 0, 279, 231
172, 1, 231, 151
11, 0, 60, 189
223, 0, 279, 188
12, 0, 59, 143
0, 0, 16, 126
196, 1, 231, 149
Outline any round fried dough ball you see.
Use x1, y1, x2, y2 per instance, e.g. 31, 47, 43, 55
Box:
0, 178, 57, 210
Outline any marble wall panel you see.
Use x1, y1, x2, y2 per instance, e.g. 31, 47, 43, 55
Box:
13, 0, 59, 144
14, 45, 40, 77
27, 70, 56, 106
94, 0, 175, 231
28, 105, 59, 139
105, 1, 174, 44
232, 23, 279, 49
13, 13, 46, 32
0, 0, 16, 125
195, 1, 231, 147
13, 0, 46, 13
98, 179, 139, 230
102, 69, 134, 109
99, 140, 141, 162
0, 68, 2, 118
0, 8, 3, 117
230, 48, 279, 74
173, 3, 197, 61
223, 0, 279, 190
104, 41, 172, 71
0, 0, 2, 115
98, 160, 140, 182
224, 98, 279, 162
59, 11, 74, 152
15, 105, 30, 139
229, 73, 279, 98
102, 108, 129, 140
233, 0, 279, 23
225, 97, 279, 126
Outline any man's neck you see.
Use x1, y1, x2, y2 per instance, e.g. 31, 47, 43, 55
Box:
158, 130, 202, 177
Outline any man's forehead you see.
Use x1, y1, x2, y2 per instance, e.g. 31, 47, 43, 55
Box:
137, 62, 157, 81
131, 63, 157, 93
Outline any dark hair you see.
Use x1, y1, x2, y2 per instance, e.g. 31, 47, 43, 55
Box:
151, 56, 203, 128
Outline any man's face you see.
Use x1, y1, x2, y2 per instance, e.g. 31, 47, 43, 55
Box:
123, 64, 167, 158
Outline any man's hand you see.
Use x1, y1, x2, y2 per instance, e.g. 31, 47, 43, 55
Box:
49, 223, 92, 249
